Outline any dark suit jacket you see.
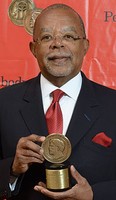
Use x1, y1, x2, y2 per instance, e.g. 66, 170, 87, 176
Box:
0, 72, 116, 200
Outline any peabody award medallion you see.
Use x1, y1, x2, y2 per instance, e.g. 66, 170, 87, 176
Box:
41, 134, 72, 191
8, 0, 35, 26
24, 8, 42, 35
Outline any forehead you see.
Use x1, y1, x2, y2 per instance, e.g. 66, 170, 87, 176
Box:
34, 8, 81, 37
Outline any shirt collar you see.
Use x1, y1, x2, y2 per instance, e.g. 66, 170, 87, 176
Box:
40, 72, 82, 101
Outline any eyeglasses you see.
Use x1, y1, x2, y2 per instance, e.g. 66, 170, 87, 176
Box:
34, 34, 86, 44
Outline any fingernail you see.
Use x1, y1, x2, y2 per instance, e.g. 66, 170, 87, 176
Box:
34, 186, 39, 191
41, 136, 46, 141
71, 165, 76, 172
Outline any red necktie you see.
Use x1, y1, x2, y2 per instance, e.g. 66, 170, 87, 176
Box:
46, 89, 64, 134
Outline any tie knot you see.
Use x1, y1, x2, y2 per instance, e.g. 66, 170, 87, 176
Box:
52, 89, 64, 102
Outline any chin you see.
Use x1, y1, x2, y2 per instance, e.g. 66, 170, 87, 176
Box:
47, 68, 73, 78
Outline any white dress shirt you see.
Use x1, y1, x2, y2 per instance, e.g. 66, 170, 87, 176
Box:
41, 72, 82, 135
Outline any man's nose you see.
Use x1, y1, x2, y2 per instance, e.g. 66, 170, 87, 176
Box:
50, 36, 64, 49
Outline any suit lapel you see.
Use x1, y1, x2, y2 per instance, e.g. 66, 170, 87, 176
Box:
66, 73, 101, 149
20, 75, 48, 137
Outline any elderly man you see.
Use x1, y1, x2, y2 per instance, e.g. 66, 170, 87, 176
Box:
0, 3, 116, 200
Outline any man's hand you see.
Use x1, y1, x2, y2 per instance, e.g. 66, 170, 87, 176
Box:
11, 134, 45, 175
34, 165, 93, 200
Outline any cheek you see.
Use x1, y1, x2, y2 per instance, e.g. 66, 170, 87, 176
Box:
71, 46, 85, 62
67, 44, 79, 56
35, 44, 45, 57
35, 48, 46, 64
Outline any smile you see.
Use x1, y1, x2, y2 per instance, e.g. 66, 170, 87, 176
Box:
48, 55, 70, 65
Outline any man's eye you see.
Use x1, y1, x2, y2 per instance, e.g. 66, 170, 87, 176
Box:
41, 35, 52, 42
63, 34, 75, 41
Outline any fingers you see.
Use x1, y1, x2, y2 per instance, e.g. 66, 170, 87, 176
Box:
20, 134, 45, 144
34, 183, 72, 200
17, 134, 45, 161
26, 134, 45, 143
18, 134, 45, 152
12, 134, 46, 174
16, 149, 44, 163
18, 139, 42, 156
38, 181, 46, 187
70, 165, 85, 184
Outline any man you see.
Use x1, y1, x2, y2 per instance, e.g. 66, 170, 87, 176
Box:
0, 3, 116, 200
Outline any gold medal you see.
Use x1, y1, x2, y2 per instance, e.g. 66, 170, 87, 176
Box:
23, 8, 42, 35
42, 134, 71, 164
8, 0, 35, 26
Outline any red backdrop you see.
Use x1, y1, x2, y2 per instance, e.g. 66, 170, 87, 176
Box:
0, 0, 116, 88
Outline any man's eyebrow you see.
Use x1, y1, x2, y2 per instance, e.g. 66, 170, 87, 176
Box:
40, 26, 78, 34
61, 27, 77, 33
40, 28, 52, 33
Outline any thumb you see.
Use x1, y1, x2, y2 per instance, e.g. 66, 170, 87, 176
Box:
70, 165, 84, 184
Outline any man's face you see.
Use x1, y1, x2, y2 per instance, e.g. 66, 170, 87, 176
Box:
30, 8, 89, 85
49, 141, 58, 155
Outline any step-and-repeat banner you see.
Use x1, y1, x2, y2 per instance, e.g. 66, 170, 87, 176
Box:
0, 0, 116, 88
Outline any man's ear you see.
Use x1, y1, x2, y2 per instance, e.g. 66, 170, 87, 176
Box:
83, 39, 89, 55
29, 41, 37, 58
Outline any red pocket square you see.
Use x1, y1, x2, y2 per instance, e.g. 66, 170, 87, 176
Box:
92, 132, 112, 147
